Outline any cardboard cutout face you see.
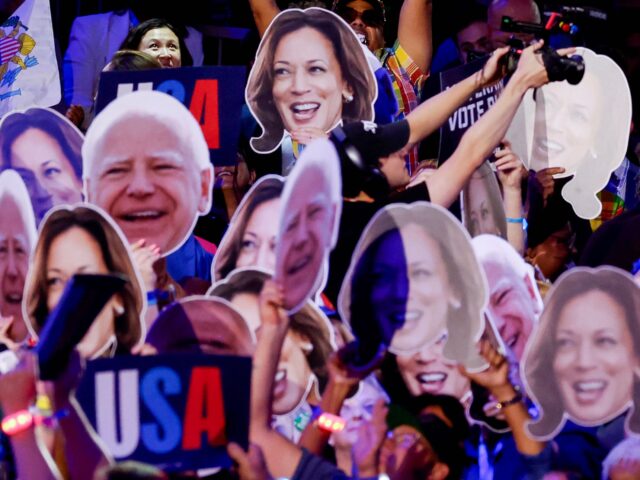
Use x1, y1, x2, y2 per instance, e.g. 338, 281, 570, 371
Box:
0, 107, 84, 222
461, 161, 507, 239
212, 175, 285, 282
209, 267, 336, 415
246, 7, 377, 153
339, 202, 488, 371
472, 234, 542, 362
395, 331, 472, 402
523, 267, 640, 440
506, 48, 632, 219
0, 170, 36, 342
82, 90, 213, 256
145, 296, 254, 357
275, 139, 342, 312
23, 204, 145, 358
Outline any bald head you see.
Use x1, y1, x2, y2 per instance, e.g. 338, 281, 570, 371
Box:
488, 0, 541, 47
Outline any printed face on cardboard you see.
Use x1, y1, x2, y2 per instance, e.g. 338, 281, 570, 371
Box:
246, 7, 377, 153
472, 234, 542, 363
0, 170, 36, 342
462, 161, 507, 239
0, 107, 84, 222
145, 296, 254, 357
23, 204, 145, 359
212, 175, 285, 282
523, 267, 640, 440
339, 202, 489, 371
209, 267, 336, 415
275, 139, 342, 313
506, 48, 632, 220
83, 91, 213, 256
395, 330, 471, 401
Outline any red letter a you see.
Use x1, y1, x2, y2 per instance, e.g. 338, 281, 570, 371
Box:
182, 367, 226, 450
190, 80, 220, 149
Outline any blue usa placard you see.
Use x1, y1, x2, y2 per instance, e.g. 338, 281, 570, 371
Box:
75, 353, 251, 472
95, 66, 246, 166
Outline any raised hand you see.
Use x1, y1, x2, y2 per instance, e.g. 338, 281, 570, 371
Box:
258, 280, 288, 328
495, 140, 527, 190
459, 339, 510, 394
227, 442, 273, 480
477, 46, 510, 88
130, 239, 161, 292
532, 166, 566, 206
290, 127, 328, 146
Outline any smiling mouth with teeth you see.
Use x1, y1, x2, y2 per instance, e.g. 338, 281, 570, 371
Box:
286, 255, 312, 276
290, 103, 320, 119
570, 380, 608, 405
3, 292, 22, 304
536, 138, 565, 155
417, 372, 447, 387
121, 211, 166, 222
573, 380, 606, 393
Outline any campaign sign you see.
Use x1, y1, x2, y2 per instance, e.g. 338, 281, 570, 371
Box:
75, 353, 251, 471
438, 57, 504, 163
94, 67, 246, 166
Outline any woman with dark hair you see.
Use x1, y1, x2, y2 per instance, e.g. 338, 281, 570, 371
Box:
524, 267, 640, 439
246, 8, 376, 153
24, 205, 144, 357
212, 176, 284, 280
120, 18, 193, 68
0, 108, 84, 219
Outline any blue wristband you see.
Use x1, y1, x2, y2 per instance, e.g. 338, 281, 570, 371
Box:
506, 217, 528, 230
146, 289, 170, 306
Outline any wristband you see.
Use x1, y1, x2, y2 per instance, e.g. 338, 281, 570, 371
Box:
39, 408, 70, 429
315, 412, 346, 433
33, 394, 53, 417
495, 390, 523, 410
506, 217, 528, 231
146, 289, 171, 306
2, 410, 34, 436
2, 404, 71, 436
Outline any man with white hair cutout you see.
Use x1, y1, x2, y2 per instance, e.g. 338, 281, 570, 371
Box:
82, 90, 213, 257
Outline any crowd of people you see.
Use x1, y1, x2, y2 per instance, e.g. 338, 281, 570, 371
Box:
0, 0, 638, 479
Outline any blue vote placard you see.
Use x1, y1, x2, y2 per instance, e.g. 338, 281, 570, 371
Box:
95, 66, 246, 166
75, 353, 251, 472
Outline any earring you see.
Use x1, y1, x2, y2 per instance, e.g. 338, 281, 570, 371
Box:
342, 92, 354, 103
300, 341, 314, 353
449, 298, 461, 310
113, 303, 125, 316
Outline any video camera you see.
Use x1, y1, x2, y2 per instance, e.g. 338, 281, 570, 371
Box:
499, 12, 586, 85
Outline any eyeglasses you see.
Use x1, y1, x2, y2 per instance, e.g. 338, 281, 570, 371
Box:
336, 6, 384, 27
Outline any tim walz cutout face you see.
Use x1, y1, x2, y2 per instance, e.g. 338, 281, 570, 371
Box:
278, 163, 336, 310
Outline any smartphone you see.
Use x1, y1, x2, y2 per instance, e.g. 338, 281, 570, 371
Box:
36, 273, 128, 380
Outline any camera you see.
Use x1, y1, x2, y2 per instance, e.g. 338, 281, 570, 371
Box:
499, 15, 585, 85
